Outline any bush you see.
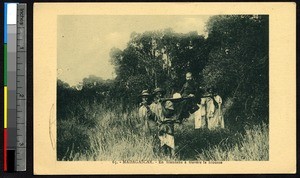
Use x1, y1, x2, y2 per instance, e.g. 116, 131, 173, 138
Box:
202, 15, 269, 130
57, 102, 101, 160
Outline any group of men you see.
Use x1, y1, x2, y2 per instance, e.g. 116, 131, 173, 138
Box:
138, 72, 224, 157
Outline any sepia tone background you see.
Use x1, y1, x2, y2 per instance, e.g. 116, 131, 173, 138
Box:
56, 14, 268, 161
34, 2, 296, 174
57, 15, 211, 86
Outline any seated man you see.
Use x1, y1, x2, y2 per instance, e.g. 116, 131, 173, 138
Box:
180, 72, 197, 98
178, 72, 199, 122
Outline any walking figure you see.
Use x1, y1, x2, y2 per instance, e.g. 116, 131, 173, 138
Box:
150, 88, 176, 157
206, 87, 225, 130
194, 87, 208, 129
138, 89, 154, 135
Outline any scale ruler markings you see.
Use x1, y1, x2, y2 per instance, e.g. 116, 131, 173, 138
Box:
3, 3, 27, 172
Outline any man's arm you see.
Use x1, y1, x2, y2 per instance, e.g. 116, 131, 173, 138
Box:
180, 82, 187, 95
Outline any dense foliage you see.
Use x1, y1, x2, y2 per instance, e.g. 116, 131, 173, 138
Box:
110, 29, 209, 98
57, 15, 269, 159
204, 15, 269, 129
108, 15, 269, 127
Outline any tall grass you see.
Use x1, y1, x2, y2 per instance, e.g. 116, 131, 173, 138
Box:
57, 100, 269, 161
196, 123, 269, 161
58, 102, 159, 161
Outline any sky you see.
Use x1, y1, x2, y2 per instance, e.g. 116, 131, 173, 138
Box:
57, 15, 212, 86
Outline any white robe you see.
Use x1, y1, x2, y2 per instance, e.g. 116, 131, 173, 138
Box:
194, 97, 207, 129
206, 95, 225, 130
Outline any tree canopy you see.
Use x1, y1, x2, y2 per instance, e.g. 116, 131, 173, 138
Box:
58, 15, 269, 128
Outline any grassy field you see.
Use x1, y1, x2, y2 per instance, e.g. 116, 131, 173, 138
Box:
57, 101, 269, 161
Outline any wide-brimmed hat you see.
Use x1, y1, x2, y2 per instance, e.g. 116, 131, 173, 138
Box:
140, 89, 150, 97
172, 93, 182, 99
153, 87, 165, 95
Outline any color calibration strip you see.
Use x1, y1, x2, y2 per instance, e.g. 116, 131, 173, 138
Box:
3, 3, 27, 171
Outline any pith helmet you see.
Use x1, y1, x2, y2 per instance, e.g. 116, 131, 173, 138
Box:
140, 89, 150, 97
172, 93, 182, 99
153, 87, 165, 95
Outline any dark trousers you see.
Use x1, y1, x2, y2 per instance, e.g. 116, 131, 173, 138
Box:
178, 98, 199, 122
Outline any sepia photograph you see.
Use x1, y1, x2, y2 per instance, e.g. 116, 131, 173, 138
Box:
56, 14, 269, 161
33, 3, 295, 174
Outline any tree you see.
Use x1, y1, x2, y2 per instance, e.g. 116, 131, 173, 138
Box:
203, 15, 269, 128
109, 29, 209, 103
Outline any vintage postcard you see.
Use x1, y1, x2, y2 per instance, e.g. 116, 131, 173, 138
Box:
33, 2, 296, 174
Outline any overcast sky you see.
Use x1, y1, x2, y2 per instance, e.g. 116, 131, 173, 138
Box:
57, 15, 212, 86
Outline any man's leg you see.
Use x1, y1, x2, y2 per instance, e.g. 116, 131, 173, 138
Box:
188, 98, 199, 114
170, 147, 175, 158
178, 100, 190, 122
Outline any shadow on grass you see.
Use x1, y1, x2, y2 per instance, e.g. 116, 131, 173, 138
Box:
174, 122, 239, 160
